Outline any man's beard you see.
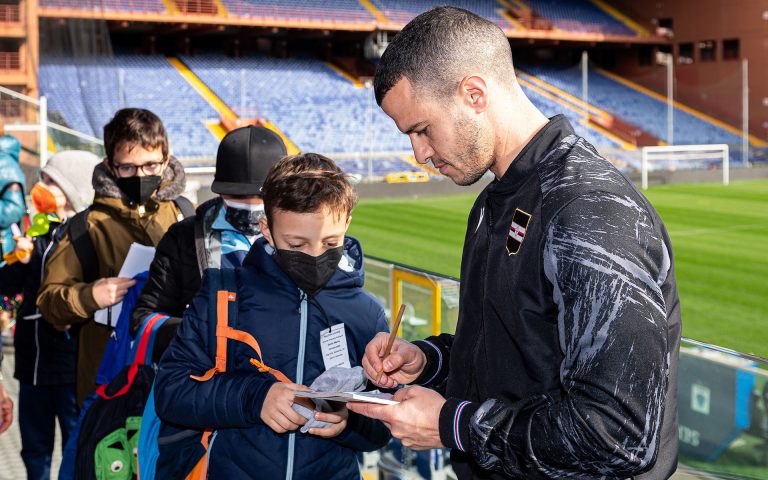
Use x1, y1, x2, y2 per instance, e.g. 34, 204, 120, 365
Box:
449, 116, 494, 186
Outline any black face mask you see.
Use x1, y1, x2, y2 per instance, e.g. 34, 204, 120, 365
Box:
273, 246, 344, 297
225, 205, 264, 236
116, 175, 162, 205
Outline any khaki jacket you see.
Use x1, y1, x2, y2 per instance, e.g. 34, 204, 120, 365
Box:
37, 159, 187, 405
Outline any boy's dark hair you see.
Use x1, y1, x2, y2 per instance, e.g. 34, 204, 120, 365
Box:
374, 6, 514, 105
103, 108, 169, 163
261, 153, 356, 225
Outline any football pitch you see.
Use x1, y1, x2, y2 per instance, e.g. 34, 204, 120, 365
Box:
348, 179, 768, 358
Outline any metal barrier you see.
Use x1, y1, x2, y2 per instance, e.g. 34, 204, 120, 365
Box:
362, 256, 768, 479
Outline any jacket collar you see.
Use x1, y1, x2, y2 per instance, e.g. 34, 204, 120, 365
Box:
488, 114, 573, 196
92, 156, 186, 203
243, 236, 365, 293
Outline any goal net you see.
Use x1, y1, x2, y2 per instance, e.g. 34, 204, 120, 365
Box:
640, 144, 730, 189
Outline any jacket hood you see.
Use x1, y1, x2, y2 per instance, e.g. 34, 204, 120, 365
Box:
0, 135, 21, 164
243, 235, 365, 292
92, 156, 186, 201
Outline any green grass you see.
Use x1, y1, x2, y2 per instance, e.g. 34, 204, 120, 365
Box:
348, 179, 768, 358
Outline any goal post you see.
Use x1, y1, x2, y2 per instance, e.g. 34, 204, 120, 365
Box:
641, 144, 730, 190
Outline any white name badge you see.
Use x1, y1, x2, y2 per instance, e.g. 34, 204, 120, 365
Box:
320, 323, 351, 371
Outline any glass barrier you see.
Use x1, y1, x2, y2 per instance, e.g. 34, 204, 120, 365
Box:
362, 257, 768, 480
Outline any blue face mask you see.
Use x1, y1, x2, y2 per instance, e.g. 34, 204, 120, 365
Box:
273, 246, 343, 297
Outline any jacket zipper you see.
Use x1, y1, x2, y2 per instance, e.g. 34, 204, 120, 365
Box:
466, 200, 494, 400
33, 224, 62, 386
286, 291, 309, 480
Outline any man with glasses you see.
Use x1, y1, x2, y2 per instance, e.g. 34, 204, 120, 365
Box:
38, 108, 190, 406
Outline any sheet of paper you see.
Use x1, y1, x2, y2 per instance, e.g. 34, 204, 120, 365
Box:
94, 243, 156, 327
294, 390, 398, 405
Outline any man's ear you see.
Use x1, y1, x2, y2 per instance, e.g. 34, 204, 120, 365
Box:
260, 216, 274, 247
459, 75, 488, 113
344, 215, 352, 233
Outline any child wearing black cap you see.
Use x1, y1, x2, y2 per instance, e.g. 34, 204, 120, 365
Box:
131, 125, 288, 359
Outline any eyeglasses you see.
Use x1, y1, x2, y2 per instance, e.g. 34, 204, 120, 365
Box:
112, 160, 165, 178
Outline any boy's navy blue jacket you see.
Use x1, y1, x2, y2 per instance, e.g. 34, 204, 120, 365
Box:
155, 236, 391, 479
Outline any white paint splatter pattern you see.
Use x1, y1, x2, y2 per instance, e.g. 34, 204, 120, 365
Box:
467, 135, 674, 479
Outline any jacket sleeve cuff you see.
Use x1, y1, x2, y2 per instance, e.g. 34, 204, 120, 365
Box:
80, 282, 101, 317
439, 398, 479, 453
413, 339, 447, 387
246, 376, 278, 425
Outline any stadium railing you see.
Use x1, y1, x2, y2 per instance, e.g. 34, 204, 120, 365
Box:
0, 3, 21, 23
222, 4, 373, 23
0, 52, 21, 72
362, 255, 768, 480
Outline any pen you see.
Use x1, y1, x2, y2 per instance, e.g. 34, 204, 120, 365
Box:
375, 304, 406, 384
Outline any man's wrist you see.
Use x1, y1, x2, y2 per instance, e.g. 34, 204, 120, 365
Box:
439, 397, 479, 452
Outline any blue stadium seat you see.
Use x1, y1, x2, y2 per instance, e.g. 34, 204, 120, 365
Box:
370, 0, 513, 29
220, 0, 374, 23
523, 0, 635, 36
39, 0, 166, 13
180, 54, 411, 154
40, 54, 220, 158
520, 64, 753, 165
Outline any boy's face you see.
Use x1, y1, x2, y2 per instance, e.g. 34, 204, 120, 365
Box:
260, 208, 350, 257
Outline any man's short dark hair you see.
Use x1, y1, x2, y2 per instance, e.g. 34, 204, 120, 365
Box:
261, 153, 357, 225
374, 6, 514, 106
103, 108, 169, 163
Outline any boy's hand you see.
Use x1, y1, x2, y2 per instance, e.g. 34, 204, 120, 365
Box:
92, 277, 136, 308
13, 236, 33, 264
308, 404, 348, 438
261, 383, 310, 433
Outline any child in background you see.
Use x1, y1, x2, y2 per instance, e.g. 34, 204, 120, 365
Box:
155, 153, 390, 479
0, 150, 101, 480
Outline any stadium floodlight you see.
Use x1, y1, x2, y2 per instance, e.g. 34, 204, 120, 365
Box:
641, 144, 729, 190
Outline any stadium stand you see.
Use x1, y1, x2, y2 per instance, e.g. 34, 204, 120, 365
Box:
519, 83, 620, 150
522, 0, 635, 36
39, 54, 220, 159
179, 54, 412, 155
39, 0, 167, 13
520, 64, 745, 149
220, 0, 374, 23
370, 0, 513, 29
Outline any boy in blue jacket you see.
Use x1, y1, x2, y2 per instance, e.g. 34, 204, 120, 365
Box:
155, 153, 390, 479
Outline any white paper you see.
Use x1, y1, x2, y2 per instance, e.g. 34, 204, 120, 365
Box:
294, 390, 398, 405
94, 243, 156, 327
320, 323, 351, 370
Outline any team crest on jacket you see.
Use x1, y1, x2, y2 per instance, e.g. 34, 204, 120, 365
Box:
506, 208, 531, 256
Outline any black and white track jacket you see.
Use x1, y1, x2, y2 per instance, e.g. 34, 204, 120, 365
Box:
414, 115, 681, 479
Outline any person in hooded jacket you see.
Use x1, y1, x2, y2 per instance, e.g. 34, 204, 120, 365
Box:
36, 108, 188, 407
131, 125, 286, 360
155, 153, 391, 479
0, 150, 101, 480
0, 116, 27, 259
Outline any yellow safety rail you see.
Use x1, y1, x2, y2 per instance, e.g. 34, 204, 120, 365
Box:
357, 0, 390, 23
325, 62, 363, 88
590, 0, 651, 37
391, 268, 442, 337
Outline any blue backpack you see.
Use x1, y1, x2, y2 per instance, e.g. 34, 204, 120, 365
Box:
58, 313, 169, 480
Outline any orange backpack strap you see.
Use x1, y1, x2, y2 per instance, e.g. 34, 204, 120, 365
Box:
190, 269, 290, 384
190, 290, 235, 381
